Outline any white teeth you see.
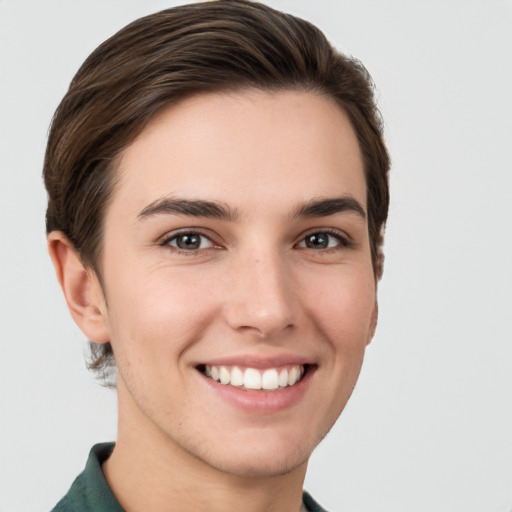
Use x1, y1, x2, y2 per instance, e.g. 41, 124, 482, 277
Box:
288, 366, 299, 386
219, 366, 230, 385
244, 368, 262, 389
261, 369, 279, 390
202, 364, 305, 390
230, 366, 244, 386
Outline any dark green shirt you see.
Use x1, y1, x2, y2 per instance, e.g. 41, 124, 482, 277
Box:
51, 443, 328, 512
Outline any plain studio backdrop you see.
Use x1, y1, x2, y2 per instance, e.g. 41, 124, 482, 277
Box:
1, 1, 511, 511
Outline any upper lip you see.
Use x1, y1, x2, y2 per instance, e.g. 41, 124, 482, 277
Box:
195, 353, 316, 369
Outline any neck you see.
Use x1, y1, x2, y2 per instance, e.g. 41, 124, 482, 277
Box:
103, 390, 308, 512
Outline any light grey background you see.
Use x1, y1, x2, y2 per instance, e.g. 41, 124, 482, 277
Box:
1, 1, 511, 511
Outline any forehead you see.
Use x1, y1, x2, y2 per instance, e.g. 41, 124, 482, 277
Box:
112, 89, 366, 218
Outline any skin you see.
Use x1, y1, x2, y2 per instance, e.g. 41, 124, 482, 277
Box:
49, 90, 378, 512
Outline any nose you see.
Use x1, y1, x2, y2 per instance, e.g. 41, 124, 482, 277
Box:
224, 249, 296, 339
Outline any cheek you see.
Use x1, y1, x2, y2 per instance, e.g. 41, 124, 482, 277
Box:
103, 265, 220, 355
301, 268, 376, 349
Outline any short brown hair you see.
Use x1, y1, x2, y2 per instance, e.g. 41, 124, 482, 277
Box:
44, 0, 390, 380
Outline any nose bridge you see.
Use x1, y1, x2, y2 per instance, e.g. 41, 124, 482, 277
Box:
225, 244, 295, 338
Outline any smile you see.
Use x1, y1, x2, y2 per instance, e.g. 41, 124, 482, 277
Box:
201, 364, 305, 391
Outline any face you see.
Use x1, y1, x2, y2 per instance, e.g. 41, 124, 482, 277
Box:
97, 90, 377, 478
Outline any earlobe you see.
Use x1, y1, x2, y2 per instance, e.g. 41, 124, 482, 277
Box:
47, 231, 110, 344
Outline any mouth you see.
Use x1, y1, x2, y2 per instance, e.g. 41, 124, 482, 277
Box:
197, 364, 309, 391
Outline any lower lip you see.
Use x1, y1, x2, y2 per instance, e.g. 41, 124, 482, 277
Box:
198, 367, 315, 414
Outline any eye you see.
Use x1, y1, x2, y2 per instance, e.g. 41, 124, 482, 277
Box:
164, 232, 215, 251
297, 231, 349, 250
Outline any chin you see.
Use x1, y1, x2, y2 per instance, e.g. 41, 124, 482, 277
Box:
209, 449, 309, 479
193, 428, 321, 479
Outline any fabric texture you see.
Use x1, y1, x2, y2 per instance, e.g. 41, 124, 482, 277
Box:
51, 443, 328, 512
51, 444, 122, 512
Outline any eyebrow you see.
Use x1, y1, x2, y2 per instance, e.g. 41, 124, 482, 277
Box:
138, 197, 239, 221
137, 195, 365, 223
292, 196, 366, 220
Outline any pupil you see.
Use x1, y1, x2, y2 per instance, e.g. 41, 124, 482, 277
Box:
307, 233, 328, 248
177, 234, 200, 249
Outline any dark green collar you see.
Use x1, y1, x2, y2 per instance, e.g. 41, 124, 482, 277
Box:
51, 443, 122, 512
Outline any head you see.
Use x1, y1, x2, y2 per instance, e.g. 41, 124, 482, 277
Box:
44, 0, 390, 476
44, 0, 389, 379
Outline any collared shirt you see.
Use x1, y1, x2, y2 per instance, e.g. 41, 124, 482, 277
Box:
51, 443, 328, 512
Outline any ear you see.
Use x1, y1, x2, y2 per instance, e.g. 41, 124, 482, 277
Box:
367, 300, 378, 346
47, 231, 110, 344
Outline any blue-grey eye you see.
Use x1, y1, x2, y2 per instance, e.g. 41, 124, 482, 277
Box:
168, 233, 213, 250
298, 232, 341, 249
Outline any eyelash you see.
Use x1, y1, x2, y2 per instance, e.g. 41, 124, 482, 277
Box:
159, 228, 352, 255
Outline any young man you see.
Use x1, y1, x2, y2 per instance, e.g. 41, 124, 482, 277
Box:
45, 1, 390, 510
